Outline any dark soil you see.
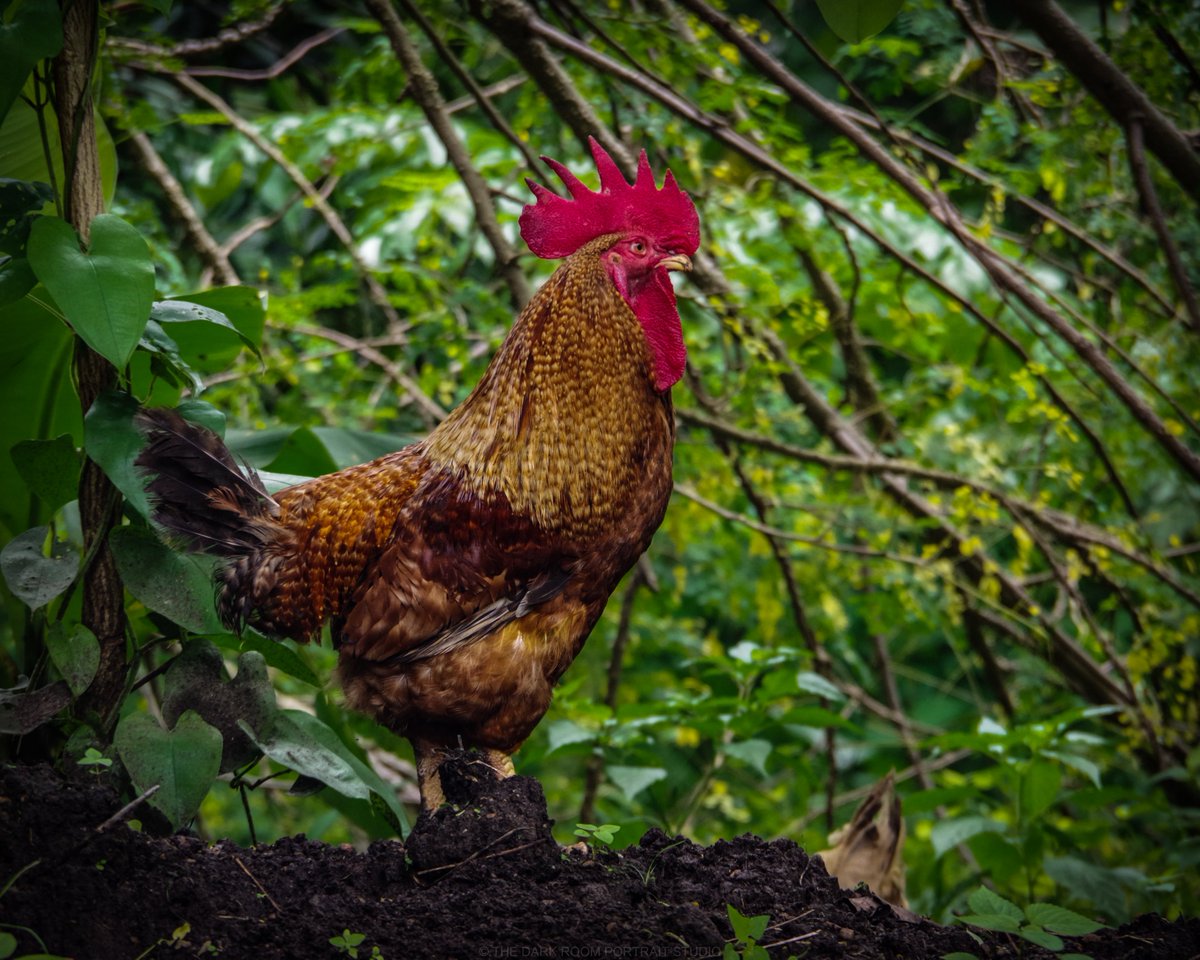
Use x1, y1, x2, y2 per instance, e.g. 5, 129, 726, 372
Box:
2, 761, 1197, 960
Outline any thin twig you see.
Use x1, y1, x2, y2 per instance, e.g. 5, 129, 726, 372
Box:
234, 855, 281, 912
1127, 117, 1200, 335
186, 27, 344, 80
96, 784, 160, 832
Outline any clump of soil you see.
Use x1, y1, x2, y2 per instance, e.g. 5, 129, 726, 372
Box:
1, 761, 1196, 959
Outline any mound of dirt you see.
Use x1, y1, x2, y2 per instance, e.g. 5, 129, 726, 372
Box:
1, 762, 1196, 959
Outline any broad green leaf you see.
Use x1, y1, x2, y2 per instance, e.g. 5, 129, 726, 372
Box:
0, 82, 117, 209
607, 764, 667, 802
114, 709, 222, 830
240, 708, 408, 835
0, 256, 36, 304
0, 178, 54, 255
0, 0, 61, 124
45, 622, 99, 697
162, 640, 277, 773
83, 390, 152, 519
238, 632, 321, 688
0, 292, 75, 540
1044, 750, 1102, 788
109, 524, 224, 634
0, 678, 70, 734
931, 816, 1004, 859
138, 319, 204, 395
10, 433, 79, 512
779, 705, 859, 731
1044, 855, 1143, 924
967, 886, 1023, 922
1020, 760, 1062, 822
814, 0, 905, 43
27, 215, 154, 368
161, 287, 265, 374
265, 426, 339, 477
795, 670, 844, 702
1017, 925, 1064, 951
1024, 902, 1105, 935
151, 298, 262, 370
958, 913, 1020, 933
0, 524, 77, 609
724, 738, 772, 775
545, 718, 595, 754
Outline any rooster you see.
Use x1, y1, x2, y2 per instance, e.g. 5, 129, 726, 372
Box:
136, 138, 699, 810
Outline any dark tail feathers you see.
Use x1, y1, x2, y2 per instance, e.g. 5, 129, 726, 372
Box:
135, 408, 280, 557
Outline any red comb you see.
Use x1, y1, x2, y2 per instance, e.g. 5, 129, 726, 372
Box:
519, 137, 700, 260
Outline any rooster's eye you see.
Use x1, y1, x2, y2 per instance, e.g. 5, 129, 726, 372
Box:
630, 241, 646, 255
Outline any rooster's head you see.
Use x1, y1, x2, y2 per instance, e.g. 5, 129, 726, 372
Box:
520, 137, 700, 392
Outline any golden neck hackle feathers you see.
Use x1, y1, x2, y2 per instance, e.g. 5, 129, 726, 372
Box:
423, 235, 664, 537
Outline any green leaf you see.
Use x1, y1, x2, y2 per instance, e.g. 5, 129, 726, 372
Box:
545, 718, 595, 754
27, 214, 154, 368
941, 954, 981, 960
151, 298, 262, 370
795, 670, 844, 702
607, 764, 667, 803
1020, 760, 1062, 822
0, 178, 54, 256
0, 524, 77, 609
114, 709, 222, 830
724, 738, 772, 775
1018, 925, 1064, 951
138, 319, 204, 395
1044, 750, 1102, 788
967, 886, 1024, 922
0, 87, 117, 208
109, 524, 224, 634
10, 433, 79, 512
241, 708, 408, 835
162, 640, 278, 773
238, 632, 321, 688
0, 929, 17, 958
0, 0, 61, 124
814, 0, 905, 43
161, 287, 265, 373
1024, 902, 1105, 935
264, 426, 340, 477
0, 256, 36, 305
726, 904, 768, 943
932, 816, 1004, 859
958, 913, 1021, 933
45, 622, 99, 697
0, 291, 76, 541
83, 391, 153, 519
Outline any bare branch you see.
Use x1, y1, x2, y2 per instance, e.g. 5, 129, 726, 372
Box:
128, 131, 239, 286
366, 0, 531, 310
1008, 0, 1200, 202
1126, 118, 1200, 335
186, 27, 344, 81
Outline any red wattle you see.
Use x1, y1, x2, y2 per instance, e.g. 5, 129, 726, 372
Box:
628, 271, 686, 392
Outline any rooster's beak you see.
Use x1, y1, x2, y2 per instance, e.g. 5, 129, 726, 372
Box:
657, 254, 693, 272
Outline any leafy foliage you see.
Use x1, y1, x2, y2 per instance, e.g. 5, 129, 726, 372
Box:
1, 0, 1198, 929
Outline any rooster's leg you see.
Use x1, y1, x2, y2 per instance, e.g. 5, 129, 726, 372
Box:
412, 738, 448, 811
483, 749, 515, 780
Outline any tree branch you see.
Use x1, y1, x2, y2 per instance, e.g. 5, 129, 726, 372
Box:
1008, 0, 1200, 202
1126, 118, 1200, 335
365, 0, 531, 310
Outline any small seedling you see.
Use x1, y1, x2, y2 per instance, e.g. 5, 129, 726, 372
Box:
77, 748, 112, 775
574, 822, 621, 853
724, 904, 770, 960
329, 930, 382, 958
956, 887, 1102, 957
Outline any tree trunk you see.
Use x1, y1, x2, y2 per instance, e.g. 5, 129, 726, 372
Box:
53, 0, 128, 726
